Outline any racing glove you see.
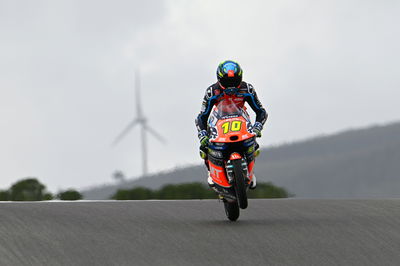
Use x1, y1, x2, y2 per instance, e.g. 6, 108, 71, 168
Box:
198, 130, 209, 147
252, 122, 263, 138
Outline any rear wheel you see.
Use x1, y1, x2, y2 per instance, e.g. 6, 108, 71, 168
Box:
224, 200, 239, 221
232, 159, 248, 209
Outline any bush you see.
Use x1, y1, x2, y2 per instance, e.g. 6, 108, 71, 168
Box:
112, 187, 153, 200
111, 183, 216, 200
57, 189, 83, 200
43, 193, 54, 201
157, 183, 216, 200
248, 182, 289, 198
111, 182, 289, 200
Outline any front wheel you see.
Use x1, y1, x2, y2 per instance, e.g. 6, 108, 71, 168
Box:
232, 159, 248, 209
224, 200, 239, 221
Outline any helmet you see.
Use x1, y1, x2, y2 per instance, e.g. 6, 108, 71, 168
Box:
216, 60, 243, 88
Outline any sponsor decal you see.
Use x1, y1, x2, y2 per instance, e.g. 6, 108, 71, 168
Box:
210, 167, 224, 180
230, 153, 242, 160
221, 115, 240, 119
208, 149, 223, 158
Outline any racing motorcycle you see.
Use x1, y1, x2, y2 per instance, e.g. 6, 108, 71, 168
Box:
204, 89, 258, 221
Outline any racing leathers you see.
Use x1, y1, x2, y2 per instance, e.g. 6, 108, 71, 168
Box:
195, 81, 268, 143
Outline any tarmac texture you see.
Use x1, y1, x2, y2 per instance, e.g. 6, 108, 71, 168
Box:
0, 199, 400, 266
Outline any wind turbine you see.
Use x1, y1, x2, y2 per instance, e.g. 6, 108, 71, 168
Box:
112, 69, 165, 176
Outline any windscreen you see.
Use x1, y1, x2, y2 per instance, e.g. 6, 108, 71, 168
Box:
215, 98, 242, 118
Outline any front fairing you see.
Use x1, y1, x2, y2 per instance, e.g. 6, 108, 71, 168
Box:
208, 98, 255, 143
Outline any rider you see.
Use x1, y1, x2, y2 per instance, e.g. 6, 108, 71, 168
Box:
195, 60, 268, 189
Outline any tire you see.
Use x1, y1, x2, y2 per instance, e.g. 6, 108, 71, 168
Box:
232, 159, 248, 209
224, 200, 240, 221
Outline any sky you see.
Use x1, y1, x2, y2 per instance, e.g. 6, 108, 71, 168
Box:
1, 0, 399, 192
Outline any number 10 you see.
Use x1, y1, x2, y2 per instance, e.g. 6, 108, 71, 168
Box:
221, 121, 242, 134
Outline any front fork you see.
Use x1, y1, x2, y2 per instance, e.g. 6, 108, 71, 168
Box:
226, 156, 250, 185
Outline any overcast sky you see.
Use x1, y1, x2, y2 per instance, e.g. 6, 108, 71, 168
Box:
1, 0, 399, 191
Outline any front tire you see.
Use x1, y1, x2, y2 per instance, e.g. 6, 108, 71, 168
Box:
224, 200, 240, 221
232, 159, 248, 209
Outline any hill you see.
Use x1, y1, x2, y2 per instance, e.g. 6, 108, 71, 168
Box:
83, 121, 400, 199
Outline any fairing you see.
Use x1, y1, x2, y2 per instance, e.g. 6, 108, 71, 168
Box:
208, 98, 256, 143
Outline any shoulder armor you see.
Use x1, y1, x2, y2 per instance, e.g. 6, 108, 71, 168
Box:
239, 81, 255, 94
247, 83, 255, 94
205, 86, 214, 99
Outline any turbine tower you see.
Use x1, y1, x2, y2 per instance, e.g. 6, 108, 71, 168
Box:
113, 69, 165, 176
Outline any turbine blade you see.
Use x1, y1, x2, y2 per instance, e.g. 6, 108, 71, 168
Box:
135, 69, 143, 118
112, 119, 140, 146
144, 124, 166, 143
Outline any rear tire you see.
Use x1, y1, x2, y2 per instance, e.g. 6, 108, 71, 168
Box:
232, 159, 248, 209
224, 200, 240, 221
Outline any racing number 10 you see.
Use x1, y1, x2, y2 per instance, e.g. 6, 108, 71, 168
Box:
221, 121, 242, 134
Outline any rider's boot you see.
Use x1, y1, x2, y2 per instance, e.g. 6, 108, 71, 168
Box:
200, 146, 213, 187
249, 142, 259, 189
207, 171, 215, 187
249, 173, 257, 190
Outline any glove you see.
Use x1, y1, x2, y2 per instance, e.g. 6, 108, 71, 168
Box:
198, 130, 209, 147
252, 122, 263, 138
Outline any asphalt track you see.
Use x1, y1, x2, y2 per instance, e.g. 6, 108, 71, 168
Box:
1, 199, 400, 266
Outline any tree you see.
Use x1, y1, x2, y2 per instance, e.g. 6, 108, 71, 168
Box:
0, 190, 9, 201
57, 189, 83, 200
9, 178, 52, 201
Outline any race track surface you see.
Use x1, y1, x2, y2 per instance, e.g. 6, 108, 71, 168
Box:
0, 199, 400, 266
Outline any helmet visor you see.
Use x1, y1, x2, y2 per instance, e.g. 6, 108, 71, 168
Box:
220, 76, 242, 88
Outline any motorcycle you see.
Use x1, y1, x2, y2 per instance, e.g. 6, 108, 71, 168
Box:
205, 90, 258, 221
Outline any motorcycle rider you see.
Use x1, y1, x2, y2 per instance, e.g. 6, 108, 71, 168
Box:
195, 60, 268, 189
